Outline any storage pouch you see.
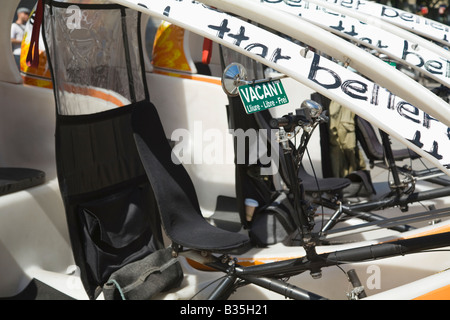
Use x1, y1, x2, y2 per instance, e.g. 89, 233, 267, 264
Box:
79, 184, 155, 284
103, 247, 183, 300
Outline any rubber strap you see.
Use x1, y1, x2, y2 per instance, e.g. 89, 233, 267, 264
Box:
202, 38, 213, 65
26, 0, 44, 68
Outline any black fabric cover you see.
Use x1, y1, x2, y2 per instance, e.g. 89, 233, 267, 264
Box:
250, 211, 292, 246
44, 1, 169, 300
249, 193, 295, 246
131, 100, 250, 253
227, 97, 274, 229
0, 168, 45, 196
55, 103, 164, 299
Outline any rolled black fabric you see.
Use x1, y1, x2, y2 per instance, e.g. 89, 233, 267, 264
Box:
103, 247, 183, 300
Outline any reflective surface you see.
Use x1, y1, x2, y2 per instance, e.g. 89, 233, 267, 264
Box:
301, 99, 323, 118
221, 62, 247, 97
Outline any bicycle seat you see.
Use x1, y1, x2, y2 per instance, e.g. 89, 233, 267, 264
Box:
355, 116, 420, 163
298, 165, 351, 194
132, 101, 251, 254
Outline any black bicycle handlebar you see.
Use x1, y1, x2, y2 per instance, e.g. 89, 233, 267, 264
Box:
269, 114, 303, 129
270, 107, 318, 130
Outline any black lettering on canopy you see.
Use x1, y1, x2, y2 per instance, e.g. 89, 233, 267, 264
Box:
330, 20, 359, 37
228, 26, 250, 46
370, 83, 379, 105
269, 0, 302, 7
402, 40, 424, 68
208, 19, 231, 39
425, 60, 443, 75
381, 6, 399, 18
342, 80, 367, 100
385, 90, 395, 110
408, 130, 424, 148
340, 0, 366, 10
244, 43, 269, 58
397, 101, 420, 124
426, 141, 443, 160
375, 40, 389, 50
308, 54, 341, 89
163, 6, 170, 17
423, 113, 438, 129
270, 48, 291, 63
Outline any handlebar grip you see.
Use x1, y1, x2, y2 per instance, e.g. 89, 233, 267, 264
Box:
319, 114, 329, 123
270, 117, 290, 128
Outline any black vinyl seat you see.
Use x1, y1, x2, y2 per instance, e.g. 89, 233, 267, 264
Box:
132, 101, 251, 253
355, 116, 420, 164
298, 166, 350, 194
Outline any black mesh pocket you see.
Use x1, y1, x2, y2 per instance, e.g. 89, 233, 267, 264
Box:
79, 184, 155, 284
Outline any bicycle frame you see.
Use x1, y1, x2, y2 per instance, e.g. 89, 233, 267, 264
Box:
318, 128, 450, 233
180, 230, 450, 300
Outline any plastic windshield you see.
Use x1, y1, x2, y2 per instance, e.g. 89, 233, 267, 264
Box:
44, 1, 147, 115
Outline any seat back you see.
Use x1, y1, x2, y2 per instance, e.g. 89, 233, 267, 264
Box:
355, 116, 419, 164
131, 101, 250, 253
355, 115, 386, 162
43, 2, 163, 299
55, 104, 163, 298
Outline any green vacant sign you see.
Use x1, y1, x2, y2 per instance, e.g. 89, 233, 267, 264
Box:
238, 79, 289, 114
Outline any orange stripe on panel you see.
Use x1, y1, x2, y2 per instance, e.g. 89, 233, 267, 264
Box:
414, 284, 450, 300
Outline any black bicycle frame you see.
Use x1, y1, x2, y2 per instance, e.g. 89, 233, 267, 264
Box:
181, 231, 450, 300
316, 129, 450, 233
